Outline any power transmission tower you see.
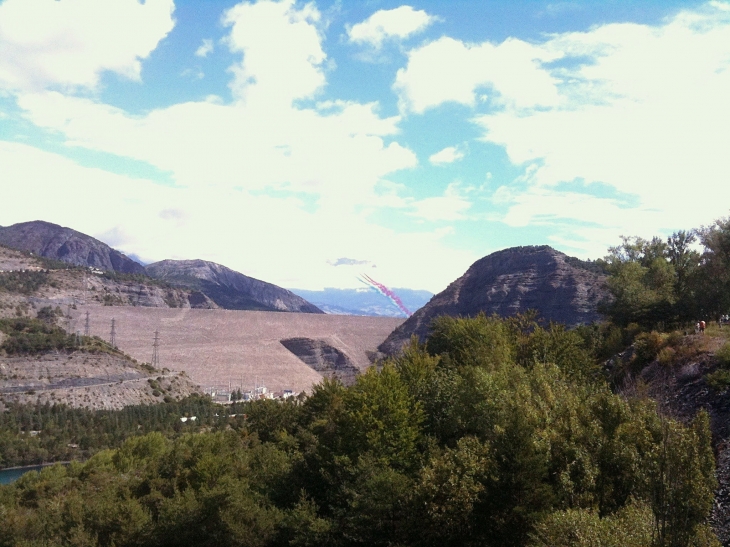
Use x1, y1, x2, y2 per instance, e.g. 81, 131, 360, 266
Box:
84, 311, 90, 337
152, 330, 160, 368
110, 318, 116, 348
66, 304, 72, 332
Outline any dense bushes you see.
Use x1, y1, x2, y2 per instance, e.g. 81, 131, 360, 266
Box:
0, 317, 78, 354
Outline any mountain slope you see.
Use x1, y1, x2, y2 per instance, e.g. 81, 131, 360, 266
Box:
145, 259, 323, 313
379, 245, 610, 355
0, 221, 144, 274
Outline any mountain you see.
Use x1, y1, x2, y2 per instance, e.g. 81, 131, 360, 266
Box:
0, 221, 323, 314
290, 287, 434, 317
145, 259, 323, 313
379, 245, 610, 355
0, 221, 145, 274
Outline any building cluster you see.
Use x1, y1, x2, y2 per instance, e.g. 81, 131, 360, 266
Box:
203, 385, 298, 404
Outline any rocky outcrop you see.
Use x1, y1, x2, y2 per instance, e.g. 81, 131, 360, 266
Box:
145, 259, 323, 313
379, 246, 610, 355
0, 221, 145, 274
280, 337, 360, 384
89, 276, 217, 309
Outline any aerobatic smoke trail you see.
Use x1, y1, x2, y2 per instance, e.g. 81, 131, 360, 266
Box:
357, 274, 412, 317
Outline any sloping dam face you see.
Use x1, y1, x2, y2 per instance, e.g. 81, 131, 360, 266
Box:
71, 306, 403, 393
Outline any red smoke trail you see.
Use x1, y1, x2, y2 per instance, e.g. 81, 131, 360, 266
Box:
360, 273, 412, 317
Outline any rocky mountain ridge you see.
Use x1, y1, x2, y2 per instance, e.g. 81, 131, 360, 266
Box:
0, 221, 145, 274
145, 259, 323, 313
0, 221, 321, 314
379, 245, 610, 355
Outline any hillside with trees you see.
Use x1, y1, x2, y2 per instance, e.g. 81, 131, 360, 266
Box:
0, 313, 719, 546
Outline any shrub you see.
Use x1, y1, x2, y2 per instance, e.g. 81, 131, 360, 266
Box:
657, 346, 676, 367
705, 369, 730, 392
632, 331, 666, 366
715, 342, 730, 367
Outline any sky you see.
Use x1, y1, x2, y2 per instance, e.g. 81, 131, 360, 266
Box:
1, 0, 729, 293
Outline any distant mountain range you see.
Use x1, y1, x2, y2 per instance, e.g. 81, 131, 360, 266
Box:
290, 287, 433, 317
0, 221, 322, 314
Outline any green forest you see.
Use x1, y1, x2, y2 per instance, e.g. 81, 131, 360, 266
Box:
599, 216, 730, 329
4, 217, 730, 546
0, 313, 720, 547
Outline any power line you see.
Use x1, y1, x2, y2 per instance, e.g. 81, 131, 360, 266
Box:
152, 330, 160, 368
84, 311, 90, 337
110, 318, 116, 348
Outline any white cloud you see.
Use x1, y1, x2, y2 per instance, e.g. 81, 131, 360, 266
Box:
0, 0, 175, 91
0, 142, 474, 292
429, 146, 465, 165
12, 0, 419, 208
223, 0, 326, 104
16, 91, 416, 206
394, 36, 561, 113
393, 2, 730, 254
475, 3, 730, 236
195, 38, 214, 58
409, 182, 473, 221
347, 6, 435, 49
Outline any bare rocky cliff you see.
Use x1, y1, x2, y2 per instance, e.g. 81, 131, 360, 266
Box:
379, 245, 610, 355
145, 259, 323, 313
0, 221, 145, 274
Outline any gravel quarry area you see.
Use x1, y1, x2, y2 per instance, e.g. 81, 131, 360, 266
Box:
71, 306, 404, 393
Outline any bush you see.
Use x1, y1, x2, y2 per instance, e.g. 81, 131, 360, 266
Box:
705, 369, 730, 392
36, 305, 63, 324
632, 331, 666, 366
715, 342, 730, 367
657, 346, 676, 366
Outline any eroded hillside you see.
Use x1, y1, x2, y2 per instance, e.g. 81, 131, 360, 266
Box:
0, 316, 199, 410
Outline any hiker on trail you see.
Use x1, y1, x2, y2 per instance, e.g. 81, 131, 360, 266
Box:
696, 322, 701, 334
700, 320, 706, 334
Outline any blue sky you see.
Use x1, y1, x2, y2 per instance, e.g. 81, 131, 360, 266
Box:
1, 0, 729, 292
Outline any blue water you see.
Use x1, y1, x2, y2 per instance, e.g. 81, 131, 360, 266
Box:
0, 464, 61, 485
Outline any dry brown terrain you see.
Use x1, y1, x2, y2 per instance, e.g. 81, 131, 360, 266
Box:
0, 350, 198, 410
71, 305, 403, 393
0, 246, 40, 271
0, 244, 209, 317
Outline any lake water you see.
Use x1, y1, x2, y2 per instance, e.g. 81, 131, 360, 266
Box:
0, 463, 66, 485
